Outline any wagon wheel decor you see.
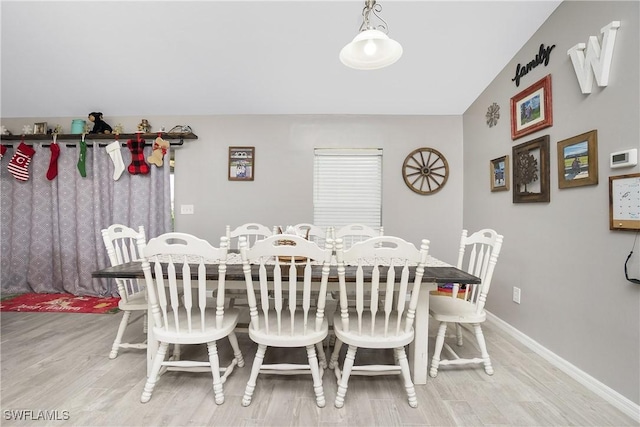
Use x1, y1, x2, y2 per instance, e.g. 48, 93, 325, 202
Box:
402, 147, 449, 195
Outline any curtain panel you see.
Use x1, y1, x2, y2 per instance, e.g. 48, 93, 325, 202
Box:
1, 140, 171, 296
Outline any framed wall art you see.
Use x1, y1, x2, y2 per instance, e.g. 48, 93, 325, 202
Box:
34, 122, 47, 135
557, 130, 598, 189
490, 155, 510, 192
228, 146, 254, 181
512, 135, 550, 203
510, 74, 553, 140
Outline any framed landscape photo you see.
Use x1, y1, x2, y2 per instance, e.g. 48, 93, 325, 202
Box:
512, 135, 550, 203
557, 130, 598, 189
228, 146, 254, 181
34, 122, 47, 135
510, 74, 553, 140
490, 155, 510, 192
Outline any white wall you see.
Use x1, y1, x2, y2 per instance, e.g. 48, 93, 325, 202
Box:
463, 0, 639, 405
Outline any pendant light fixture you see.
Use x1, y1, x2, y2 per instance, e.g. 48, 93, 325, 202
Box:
340, 0, 403, 70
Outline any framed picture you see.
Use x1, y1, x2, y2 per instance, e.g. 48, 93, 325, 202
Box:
557, 130, 598, 189
33, 122, 47, 135
228, 146, 254, 181
512, 135, 550, 203
510, 75, 553, 140
490, 155, 510, 192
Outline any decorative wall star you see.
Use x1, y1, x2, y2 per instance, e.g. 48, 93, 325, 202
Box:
486, 102, 500, 128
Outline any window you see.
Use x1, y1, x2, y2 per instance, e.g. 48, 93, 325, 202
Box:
313, 148, 382, 228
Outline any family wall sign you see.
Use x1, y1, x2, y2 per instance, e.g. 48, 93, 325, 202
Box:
512, 43, 556, 87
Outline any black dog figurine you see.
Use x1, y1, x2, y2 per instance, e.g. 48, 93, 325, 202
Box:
88, 112, 112, 134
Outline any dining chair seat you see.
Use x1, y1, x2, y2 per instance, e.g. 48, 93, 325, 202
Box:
428, 295, 487, 323
152, 308, 241, 345
248, 311, 328, 347
117, 291, 147, 312
332, 310, 414, 349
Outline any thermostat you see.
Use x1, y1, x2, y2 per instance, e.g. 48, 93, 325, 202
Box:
610, 148, 638, 168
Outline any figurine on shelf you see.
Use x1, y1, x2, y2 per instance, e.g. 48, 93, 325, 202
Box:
137, 119, 151, 133
1, 125, 11, 135
112, 123, 124, 135
53, 124, 63, 134
88, 112, 112, 134
22, 125, 33, 135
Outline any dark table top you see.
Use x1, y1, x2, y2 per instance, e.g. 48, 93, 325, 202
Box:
93, 261, 481, 285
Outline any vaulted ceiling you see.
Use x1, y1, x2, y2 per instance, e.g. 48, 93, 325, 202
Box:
1, 0, 562, 118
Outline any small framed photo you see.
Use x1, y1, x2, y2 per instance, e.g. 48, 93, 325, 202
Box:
510, 75, 553, 140
490, 155, 510, 192
34, 122, 47, 135
229, 146, 254, 181
512, 135, 550, 203
557, 130, 598, 189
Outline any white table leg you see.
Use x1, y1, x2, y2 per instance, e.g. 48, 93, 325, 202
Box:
410, 282, 435, 385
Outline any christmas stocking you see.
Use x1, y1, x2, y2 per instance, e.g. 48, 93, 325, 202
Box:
77, 139, 87, 177
106, 140, 125, 180
46, 143, 60, 180
0, 144, 6, 159
7, 142, 35, 181
147, 137, 169, 167
127, 138, 150, 175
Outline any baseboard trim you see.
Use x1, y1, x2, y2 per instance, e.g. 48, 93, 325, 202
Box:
486, 311, 640, 423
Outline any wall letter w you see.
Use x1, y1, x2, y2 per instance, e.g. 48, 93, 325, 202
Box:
567, 21, 620, 94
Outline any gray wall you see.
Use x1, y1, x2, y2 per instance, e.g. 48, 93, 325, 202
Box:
463, 0, 639, 405
172, 115, 464, 261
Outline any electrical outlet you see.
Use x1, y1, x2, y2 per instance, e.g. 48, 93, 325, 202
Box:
180, 204, 194, 215
512, 287, 521, 304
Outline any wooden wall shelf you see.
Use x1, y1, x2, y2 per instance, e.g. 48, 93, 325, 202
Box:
0, 132, 198, 142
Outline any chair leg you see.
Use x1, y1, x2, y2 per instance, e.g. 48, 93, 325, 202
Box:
141, 342, 169, 403
142, 312, 148, 334
306, 344, 326, 408
109, 310, 131, 359
430, 321, 448, 378
242, 344, 266, 407
207, 341, 225, 404
473, 323, 493, 375
329, 338, 343, 370
395, 347, 417, 408
315, 341, 327, 369
227, 331, 245, 368
334, 344, 357, 408
455, 322, 463, 346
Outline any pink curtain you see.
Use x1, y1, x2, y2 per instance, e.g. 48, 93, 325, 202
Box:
1, 138, 171, 296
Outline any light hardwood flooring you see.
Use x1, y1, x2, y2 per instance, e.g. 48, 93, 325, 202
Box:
1, 311, 637, 427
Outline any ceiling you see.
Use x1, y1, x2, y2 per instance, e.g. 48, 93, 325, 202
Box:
0, 0, 562, 118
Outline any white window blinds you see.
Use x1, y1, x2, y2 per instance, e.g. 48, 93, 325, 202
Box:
313, 148, 382, 229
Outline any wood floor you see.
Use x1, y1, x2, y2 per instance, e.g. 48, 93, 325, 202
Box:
1, 311, 636, 427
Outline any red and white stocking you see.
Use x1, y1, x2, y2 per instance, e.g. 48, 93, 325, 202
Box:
7, 142, 36, 181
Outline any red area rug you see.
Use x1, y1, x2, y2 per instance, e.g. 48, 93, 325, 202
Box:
0, 293, 120, 314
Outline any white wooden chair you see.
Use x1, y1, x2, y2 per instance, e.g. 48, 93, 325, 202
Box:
293, 223, 331, 249
333, 223, 383, 249
226, 223, 275, 251
429, 229, 504, 377
101, 224, 148, 359
328, 236, 430, 408
239, 234, 333, 408
139, 232, 244, 404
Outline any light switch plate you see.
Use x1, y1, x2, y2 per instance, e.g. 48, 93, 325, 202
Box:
180, 204, 194, 215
